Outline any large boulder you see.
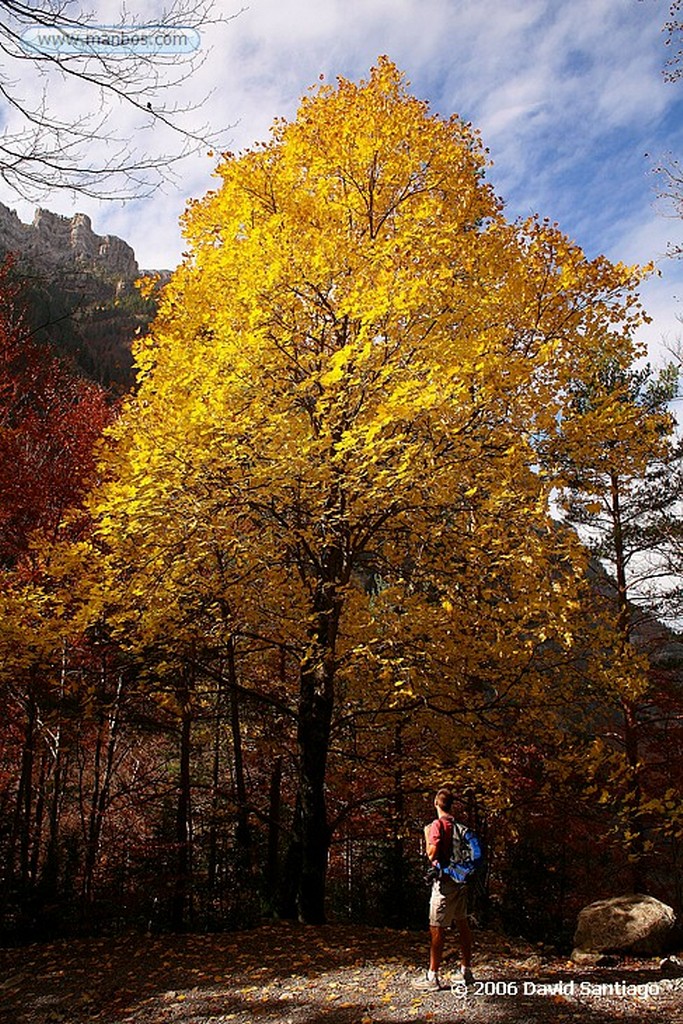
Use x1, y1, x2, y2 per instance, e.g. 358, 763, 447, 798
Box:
573, 894, 677, 957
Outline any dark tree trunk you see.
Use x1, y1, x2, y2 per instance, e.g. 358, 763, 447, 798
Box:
171, 673, 194, 931
294, 681, 333, 922
284, 507, 347, 923
207, 707, 221, 894
29, 746, 48, 886
267, 756, 282, 884
280, 794, 303, 920
82, 672, 122, 914
292, 586, 339, 923
226, 636, 251, 866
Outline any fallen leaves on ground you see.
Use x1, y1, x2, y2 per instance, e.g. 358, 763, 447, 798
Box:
0, 922, 680, 1024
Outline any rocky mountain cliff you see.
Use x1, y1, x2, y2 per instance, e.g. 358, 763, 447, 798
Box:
0, 205, 140, 280
0, 203, 158, 391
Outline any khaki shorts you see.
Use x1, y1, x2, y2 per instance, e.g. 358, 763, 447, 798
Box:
429, 876, 468, 927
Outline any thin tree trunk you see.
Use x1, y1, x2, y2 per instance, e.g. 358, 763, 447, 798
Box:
622, 694, 645, 890
611, 471, 646, 891
9, 681, 37, 899
43, 727, 64, 901
43, 648, 67, 902
267, 757, 282, 883
172, 668, 194, 931
207, 704, 221, 893
389, 724, 406, 927
226, 636, 251, 866
29, 746, 48, 885
82, 671, 123, 913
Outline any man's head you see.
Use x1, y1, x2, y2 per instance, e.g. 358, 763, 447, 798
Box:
434, 787, 454, 813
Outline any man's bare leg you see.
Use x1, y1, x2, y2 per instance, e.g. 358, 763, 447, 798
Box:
457, 917, 472, 969
429, 925, 446, 973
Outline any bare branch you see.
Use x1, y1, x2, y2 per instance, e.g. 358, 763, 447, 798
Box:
0, 0, 244, 199
663, 0, 683, 81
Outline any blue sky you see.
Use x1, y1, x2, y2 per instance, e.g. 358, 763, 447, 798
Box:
2, 0, 683, 362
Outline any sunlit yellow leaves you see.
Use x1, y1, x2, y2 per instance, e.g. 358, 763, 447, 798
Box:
74, 59, 664, 833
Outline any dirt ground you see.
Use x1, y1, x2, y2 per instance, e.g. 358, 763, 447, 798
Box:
0, 921, 681, 1024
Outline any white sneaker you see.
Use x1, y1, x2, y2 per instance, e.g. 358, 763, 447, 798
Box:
411, 972, 440, 991
453, 967, 474, 987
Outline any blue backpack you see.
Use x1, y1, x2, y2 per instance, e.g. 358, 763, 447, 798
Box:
441, 820, 482, 883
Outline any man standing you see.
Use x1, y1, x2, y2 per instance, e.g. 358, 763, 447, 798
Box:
412, 787, 475, 991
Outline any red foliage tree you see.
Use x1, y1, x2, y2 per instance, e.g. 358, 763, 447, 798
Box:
0, 257, 113, 565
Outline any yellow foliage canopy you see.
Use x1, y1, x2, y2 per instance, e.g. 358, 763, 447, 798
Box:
98, 59, 647, 619
89, 62, 655, 917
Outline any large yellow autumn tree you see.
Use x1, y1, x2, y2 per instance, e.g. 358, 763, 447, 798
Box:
93, 59, 651, 923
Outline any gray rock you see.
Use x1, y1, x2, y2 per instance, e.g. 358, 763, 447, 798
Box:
573, 894, 677, 956
0, 202, 138, 279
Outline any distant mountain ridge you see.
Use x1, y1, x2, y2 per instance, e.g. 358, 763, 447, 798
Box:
0, 204, 140, 280
0, 203, 163, 391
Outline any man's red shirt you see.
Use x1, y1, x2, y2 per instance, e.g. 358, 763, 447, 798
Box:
428, 814, 454, 867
